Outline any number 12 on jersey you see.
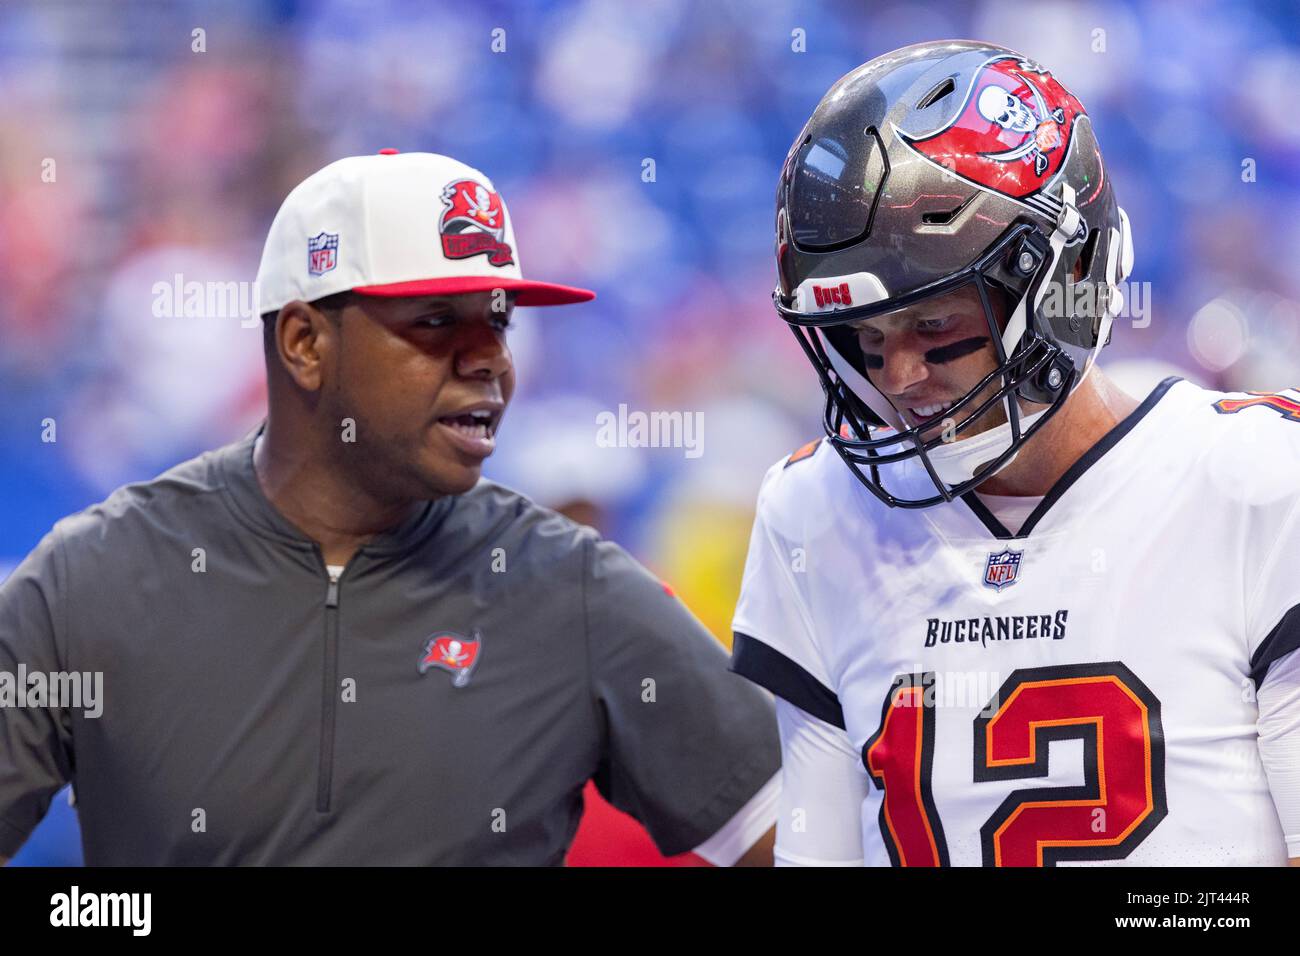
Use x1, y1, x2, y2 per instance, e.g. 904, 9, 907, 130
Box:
863, 662, 1167, 866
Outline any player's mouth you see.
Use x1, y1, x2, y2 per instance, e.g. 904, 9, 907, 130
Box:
901, 398, 956, 427
435, 401, 503, 459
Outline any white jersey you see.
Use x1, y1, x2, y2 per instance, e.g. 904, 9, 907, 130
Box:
732, 378, 1300, 866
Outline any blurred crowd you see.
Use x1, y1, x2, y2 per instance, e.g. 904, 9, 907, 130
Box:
2, 0, 1299, 863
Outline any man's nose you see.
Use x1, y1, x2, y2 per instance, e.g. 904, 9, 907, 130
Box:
872, 344, 929, 397
455, 323, 512, 380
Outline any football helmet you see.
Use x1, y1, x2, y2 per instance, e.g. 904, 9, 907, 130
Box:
774, 40, 1134, 508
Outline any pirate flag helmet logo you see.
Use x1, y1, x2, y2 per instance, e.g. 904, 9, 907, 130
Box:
896, 56, 1086, 201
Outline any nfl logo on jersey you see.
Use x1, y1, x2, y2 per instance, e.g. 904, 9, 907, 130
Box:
983, 548, 1023, 591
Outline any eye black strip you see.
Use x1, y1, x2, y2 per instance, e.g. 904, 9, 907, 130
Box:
924, 336, 989, 365
859, 334, 990, 373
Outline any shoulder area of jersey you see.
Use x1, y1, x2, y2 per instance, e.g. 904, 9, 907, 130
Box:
755, 432, 859, 511
1172, 379, 1300, 456
783, 436, 824, 470
1163, 380, 1300, 508
1200, 382, 1300, 428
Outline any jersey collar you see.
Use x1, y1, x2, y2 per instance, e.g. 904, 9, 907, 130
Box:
955, 376, 1184, 540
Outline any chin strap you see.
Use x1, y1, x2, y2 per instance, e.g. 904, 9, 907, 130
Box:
925, 408, 1049, 487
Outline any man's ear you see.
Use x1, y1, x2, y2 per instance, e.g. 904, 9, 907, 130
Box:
271, 300, 334, 392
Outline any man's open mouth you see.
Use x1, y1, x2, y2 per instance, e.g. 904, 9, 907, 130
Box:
905, 399, 955, 423
437, 409, 496, 440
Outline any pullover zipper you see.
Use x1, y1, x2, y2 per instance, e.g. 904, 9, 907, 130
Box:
317, 566, 341, 813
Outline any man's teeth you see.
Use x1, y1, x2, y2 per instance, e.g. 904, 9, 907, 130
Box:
448, 422, 490, 439
909, 400, 954, 419
442, 412, 494, 439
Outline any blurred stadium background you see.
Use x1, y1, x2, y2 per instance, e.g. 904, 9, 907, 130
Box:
2, 0, 1298, 864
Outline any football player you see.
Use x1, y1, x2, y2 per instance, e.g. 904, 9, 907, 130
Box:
731, 40, 1300, 866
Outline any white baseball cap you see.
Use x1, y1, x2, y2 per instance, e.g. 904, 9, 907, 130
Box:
255, 149, 595, 316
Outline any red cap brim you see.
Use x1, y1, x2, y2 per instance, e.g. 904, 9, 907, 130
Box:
351, 276, 595, 306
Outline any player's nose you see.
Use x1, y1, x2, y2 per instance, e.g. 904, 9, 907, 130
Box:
454, 320, 512, 381
873, 345, 929, 398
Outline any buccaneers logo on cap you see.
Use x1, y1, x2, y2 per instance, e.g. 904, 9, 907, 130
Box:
439, 179, 514, 267
418, 629, 482, 687
897, 56, 1085, 201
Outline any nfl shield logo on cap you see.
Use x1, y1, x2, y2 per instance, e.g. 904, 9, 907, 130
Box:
307, 232, 338, 276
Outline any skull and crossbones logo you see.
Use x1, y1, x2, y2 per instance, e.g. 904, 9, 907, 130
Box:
440, 640, 468, 665
976, 77, 1067, 175
462, 185, 499, 226
977, 86, 1038, 134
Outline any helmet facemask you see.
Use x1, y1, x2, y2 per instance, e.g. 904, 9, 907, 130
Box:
780, 210, 1087, 509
